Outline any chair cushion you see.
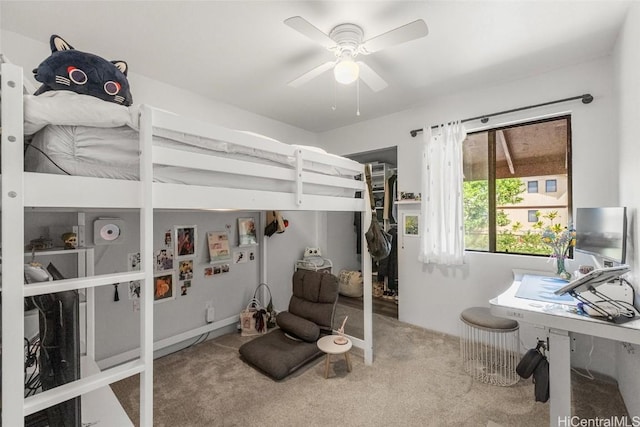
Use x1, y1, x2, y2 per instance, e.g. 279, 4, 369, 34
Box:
289, 270, 338, 330
239, 330, 323, 380
276, 311, 320, 342
460, 306, 518, 330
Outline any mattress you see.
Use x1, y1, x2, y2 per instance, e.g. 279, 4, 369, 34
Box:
23, 92, 359, 197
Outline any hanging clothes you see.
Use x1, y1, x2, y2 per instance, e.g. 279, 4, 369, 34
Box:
265, 211, 286, 236
376, 226, 398, 290
386, 173, 397, 224
354, 189, 362, 254
383, 174, 391, 221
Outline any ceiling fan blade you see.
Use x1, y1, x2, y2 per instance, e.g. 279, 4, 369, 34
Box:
284, 16, 336, 50
357, 61, 388, 92
360, 19, 428, 54
288, 61, 335, 88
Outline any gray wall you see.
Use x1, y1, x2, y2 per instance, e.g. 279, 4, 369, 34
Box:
23, 209, 322, 362
92, 210, 262, 361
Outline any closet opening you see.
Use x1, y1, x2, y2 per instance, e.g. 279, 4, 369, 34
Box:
328, 146, 398, 336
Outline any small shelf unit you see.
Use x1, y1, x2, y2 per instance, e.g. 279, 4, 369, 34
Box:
369, 163, 395, 228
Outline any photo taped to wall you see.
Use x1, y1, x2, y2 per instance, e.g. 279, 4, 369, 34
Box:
176, 225, 197, 259
234, 250, 248, 264
128, 252, 141, 271
154, 248, 174, 272
179, 259, 194, 281
207, 231, 231, 263
154, 273, 174, 302
238, 217, 257, 246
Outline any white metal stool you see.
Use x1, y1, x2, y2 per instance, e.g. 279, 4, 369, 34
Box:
460, 307, 520, 386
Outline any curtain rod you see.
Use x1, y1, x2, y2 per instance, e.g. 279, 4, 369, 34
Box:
409, 93, 593, 137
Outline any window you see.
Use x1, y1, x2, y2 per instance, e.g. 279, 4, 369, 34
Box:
462, 116, 572, 256
546, 179, 557, 193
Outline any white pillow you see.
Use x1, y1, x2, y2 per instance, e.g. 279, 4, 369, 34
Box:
24, 91, 136, 135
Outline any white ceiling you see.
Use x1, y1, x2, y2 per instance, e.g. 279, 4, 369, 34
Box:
0, 1, 632, 133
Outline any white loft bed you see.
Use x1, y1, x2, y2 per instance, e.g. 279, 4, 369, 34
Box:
1, 62, 373, 427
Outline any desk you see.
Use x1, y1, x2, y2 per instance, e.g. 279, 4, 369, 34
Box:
490, 270, 640, 426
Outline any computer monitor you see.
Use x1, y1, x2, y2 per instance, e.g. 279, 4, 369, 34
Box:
23, 290, 81, 427
22, 262, 81, 427
575, 207, 627, 264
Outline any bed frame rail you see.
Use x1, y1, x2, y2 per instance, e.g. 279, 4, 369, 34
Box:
149, 108, 363, 176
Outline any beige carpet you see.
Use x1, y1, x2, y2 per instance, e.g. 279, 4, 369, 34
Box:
111, 306, 628, 427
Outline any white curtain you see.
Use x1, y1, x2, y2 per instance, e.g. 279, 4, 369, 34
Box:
419, 121, 467, 265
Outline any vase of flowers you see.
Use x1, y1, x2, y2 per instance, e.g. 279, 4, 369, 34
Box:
541, 225, 576, 280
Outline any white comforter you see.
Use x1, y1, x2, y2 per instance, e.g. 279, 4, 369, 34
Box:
23, 91, 356, 181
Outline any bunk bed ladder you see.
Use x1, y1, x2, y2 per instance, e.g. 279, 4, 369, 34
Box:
2, 59, 28, 427
2, 62, 151, 426
139, 104, 155, 427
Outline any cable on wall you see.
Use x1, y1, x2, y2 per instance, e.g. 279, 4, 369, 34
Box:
408, 93, 593, 137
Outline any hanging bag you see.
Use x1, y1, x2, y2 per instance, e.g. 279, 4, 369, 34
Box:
253, 283, 277, 329
533, 356, 550, 403
516, 340, 550, 403
240, 297, 268, 336
516, 347, 544, 379
364, 164, 392, 261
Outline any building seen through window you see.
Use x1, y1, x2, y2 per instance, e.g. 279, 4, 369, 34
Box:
462, 116, 571, 255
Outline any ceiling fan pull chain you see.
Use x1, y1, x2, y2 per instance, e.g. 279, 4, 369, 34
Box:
356, 77, 361, 116
332, 78, 337, 111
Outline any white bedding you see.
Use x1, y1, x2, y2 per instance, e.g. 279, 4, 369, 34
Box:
23, 92, 358, 196
24, 91, 136, 135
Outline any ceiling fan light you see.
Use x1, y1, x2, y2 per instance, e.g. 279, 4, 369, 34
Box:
334, 59, 359, 85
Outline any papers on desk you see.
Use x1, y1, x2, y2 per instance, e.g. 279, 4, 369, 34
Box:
515, 275, 577, 305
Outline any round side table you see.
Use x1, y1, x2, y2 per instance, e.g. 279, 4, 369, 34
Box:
317, 335, 352, 378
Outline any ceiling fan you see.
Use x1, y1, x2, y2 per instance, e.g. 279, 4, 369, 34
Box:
284, 16, 428, 92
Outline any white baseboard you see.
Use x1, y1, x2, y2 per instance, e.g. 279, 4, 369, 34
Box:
97, 314, 239, 370
347, 334, 366, 350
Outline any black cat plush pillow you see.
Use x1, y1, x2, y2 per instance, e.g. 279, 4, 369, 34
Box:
33, 35, 132, 106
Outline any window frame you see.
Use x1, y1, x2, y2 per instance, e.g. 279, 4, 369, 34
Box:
545, 179, 558, 193
527, 181, 539, 193
464, 115, 573, 255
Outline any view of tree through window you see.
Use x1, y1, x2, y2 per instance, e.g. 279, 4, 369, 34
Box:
462, 116, 572, 256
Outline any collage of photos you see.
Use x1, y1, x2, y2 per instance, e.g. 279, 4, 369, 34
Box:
203, 263, 230, 278
233, 249, 255, 264
126, 219, 259, 307
179, 259, 193, 295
